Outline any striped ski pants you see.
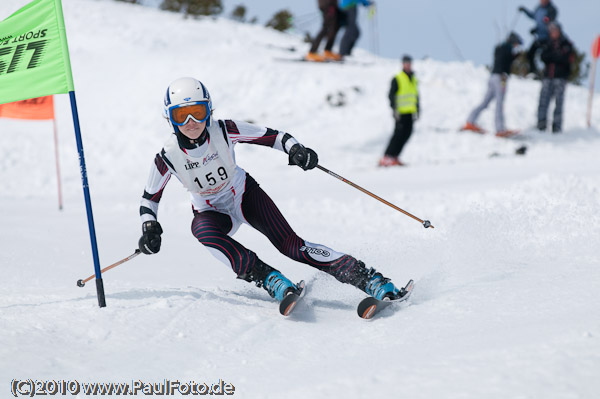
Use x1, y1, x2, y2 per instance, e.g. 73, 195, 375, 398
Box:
190, 174, 362, 283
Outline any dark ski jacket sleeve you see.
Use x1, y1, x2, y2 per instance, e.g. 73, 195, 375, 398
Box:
388, 77, 398, 110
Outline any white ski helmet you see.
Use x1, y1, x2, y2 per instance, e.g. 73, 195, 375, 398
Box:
163, 77, 213, 131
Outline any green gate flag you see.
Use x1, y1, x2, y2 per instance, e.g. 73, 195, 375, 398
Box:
0, 0, 74, 104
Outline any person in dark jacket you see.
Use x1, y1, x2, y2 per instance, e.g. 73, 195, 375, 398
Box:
462, 32, 523, 137
338, 0, 373, 57
537, 23, 574, 133
518, 0, 558, 76
306, 0, 342, 62
379, 55, 419, 167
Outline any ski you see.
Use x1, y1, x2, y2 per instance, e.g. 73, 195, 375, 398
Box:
274, 57, 343, 64
460, 126, 522, 139
495, 130, 521, 138
273, 57, 374, 67
279, 280, 306, 316
357, 279, 414, 320
460, 125, 486, 134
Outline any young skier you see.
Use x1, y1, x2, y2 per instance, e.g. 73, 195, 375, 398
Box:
138, 77, 406, 310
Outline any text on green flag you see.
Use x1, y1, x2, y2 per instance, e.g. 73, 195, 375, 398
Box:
0, 0, 74, 104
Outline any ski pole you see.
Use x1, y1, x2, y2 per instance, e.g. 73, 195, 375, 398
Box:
316, 165, 434, 229
437, 14, 465, 61
76, 249, 141, 287
368, 4, 379, 55
509, 11, 521, 32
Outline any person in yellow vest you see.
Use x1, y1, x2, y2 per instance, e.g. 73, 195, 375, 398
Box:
379, 55, 419, 167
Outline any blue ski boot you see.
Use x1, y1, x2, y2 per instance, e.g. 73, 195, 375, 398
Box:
346, 261, 402, 300
357, 265, 401, 300
238, 258, 298, 302
264, 271, 298, 301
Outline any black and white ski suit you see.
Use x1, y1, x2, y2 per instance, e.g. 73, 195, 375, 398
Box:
140, 119, 364, 284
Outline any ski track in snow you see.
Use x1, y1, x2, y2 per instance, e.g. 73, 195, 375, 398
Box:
1, 1, 600, 398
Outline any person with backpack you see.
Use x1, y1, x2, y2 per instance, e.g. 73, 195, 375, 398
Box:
537, 23, 574, 133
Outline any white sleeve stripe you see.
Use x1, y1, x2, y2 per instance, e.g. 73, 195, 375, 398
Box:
275, 133, 298, 153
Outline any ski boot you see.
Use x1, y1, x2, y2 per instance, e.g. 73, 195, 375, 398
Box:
305, 52, 325, 62
323, 50, 342, 61
238, 259, 300, 301
461, 122, 486, 134
495, 129, 519, 138
351, 262, 402, 301
238, 258, 305, 315
378, 156, 404, 167
365, 272, 401, 300
264, 270, 298, 301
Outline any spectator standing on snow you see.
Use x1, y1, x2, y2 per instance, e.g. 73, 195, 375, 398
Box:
518, 0, 558, 76
379, 55, 419, 167
461, 32, 523, 138
338, 0, 373, 57
537, 23, 574, 133
138, 77, 410, 314
306, 0, 343, 62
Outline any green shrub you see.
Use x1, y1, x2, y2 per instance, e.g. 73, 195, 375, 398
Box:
265, 10, 293, 32
160, 0, 223, 17
511, 45, 589, 85
231, 5, 246, 22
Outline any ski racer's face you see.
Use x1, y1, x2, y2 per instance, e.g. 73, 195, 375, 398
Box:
179, 118, 206, 140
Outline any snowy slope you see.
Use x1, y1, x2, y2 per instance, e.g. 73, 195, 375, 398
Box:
1, 1, 600, 398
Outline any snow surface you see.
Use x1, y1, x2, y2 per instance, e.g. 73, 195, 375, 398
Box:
1, 1, 600, 398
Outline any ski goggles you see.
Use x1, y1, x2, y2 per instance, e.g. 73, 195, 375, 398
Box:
168, 101, 210, 126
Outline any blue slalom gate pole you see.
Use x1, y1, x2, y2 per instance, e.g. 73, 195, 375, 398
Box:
69, 91, 106, 307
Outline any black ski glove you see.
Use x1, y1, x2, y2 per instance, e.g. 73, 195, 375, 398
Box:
138, 221, 163, 255
288, 143, 318, 171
